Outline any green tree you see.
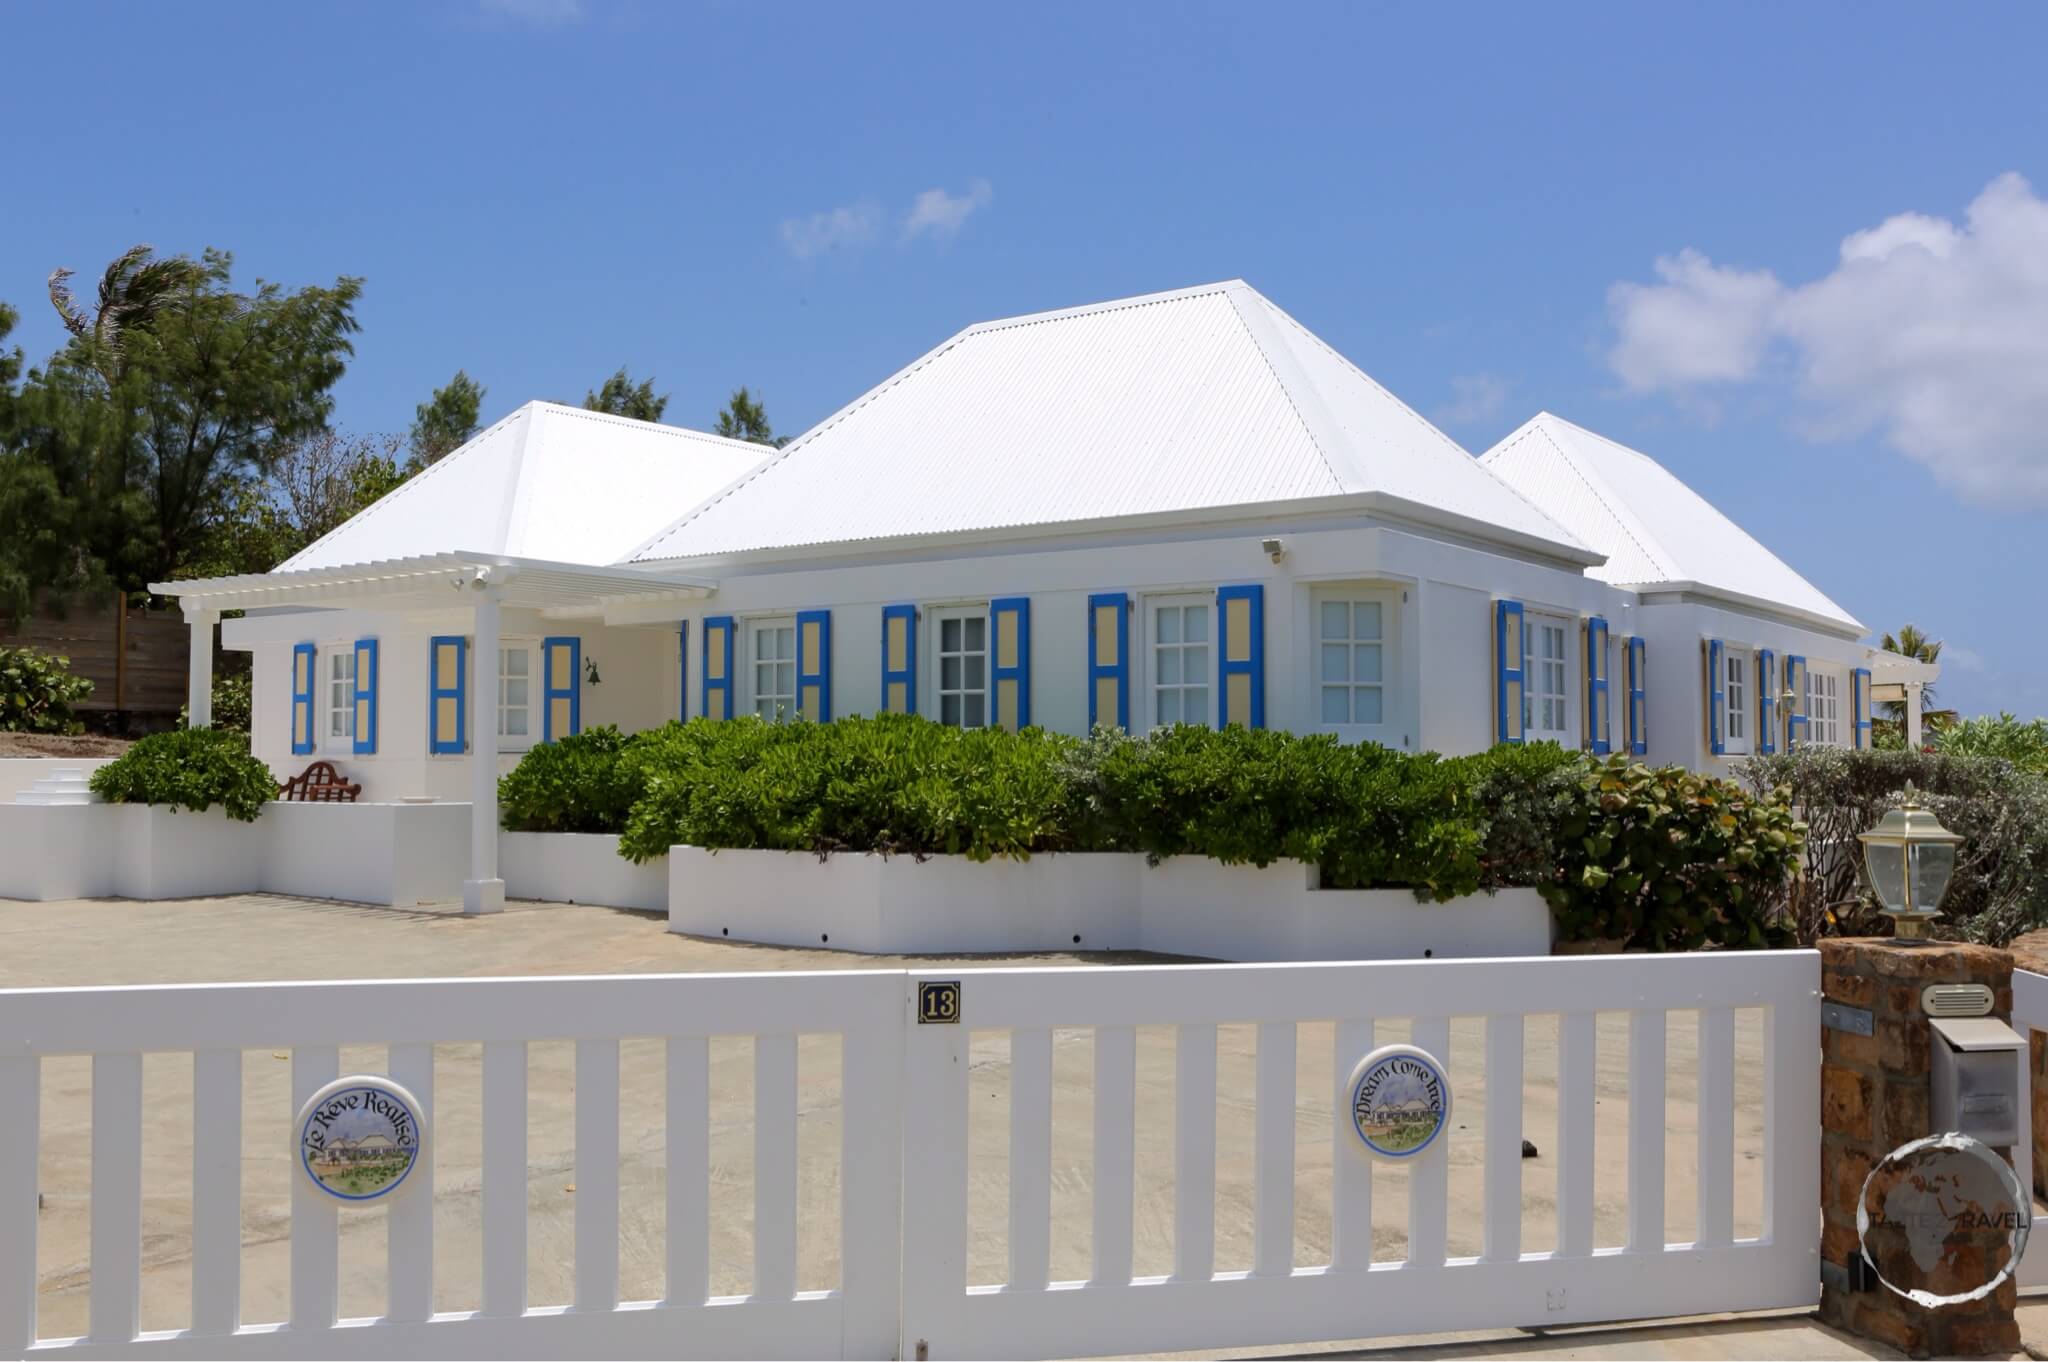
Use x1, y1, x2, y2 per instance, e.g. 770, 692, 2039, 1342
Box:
584, 367, 668, 422
410, 369, 484, 463
1877, 624, 1943, 722
46, 244, 205, 388
712, 385, 786, 446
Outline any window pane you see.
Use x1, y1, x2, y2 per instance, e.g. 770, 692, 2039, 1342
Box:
965, 617, 985, 650
942, 694, 961, 726
1355, 642, 1382, 684
1356, 686, 1383, 725
1319, 601, 1349, 641
1321, 643, 1348, 683
1185, 686, 1208, 727
1158, 648, 1180, 684
942, 656, 961, 690
776, 662, 795, 694
964, 655, 985, 689
778, 629, 795, 661
505, 709, 528, 736
1183, 644, 1207, 681
942, 618, 960, 651
1156, 608, 1179, 644
1355, 601, 1382, 640
1321, 686, 1349, 723
965, 694, 985, 728
1157, 690, 1179, 724
1183, 607, 1208, 643
507, 649, 528, 676
505, 678, 528, 707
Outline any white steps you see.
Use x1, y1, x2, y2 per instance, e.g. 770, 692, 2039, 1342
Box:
13, 767, 100, 805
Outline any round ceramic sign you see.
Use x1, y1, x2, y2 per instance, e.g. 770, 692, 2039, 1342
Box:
1855, 1132, 2031, 1307
1346, 1044, 1452, 1160
295, 1075, 426, 1204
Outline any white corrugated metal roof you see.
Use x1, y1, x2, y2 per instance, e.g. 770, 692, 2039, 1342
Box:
279, 402, 773, 572
154, 552, 715, 616
1479, 412, 1863, 634
632, 281, 1588, 563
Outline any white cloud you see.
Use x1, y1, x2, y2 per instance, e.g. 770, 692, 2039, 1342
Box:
479, 0, 583, 25
778, 201, 882, 261
1604, 172, 2048, 507
1433, 372, 1510, 427
901, 179, 993, 243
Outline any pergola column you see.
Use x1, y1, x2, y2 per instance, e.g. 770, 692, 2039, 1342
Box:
464, 590, 505, 915
1904, 680, 1925, 750
183, 602, 218, 728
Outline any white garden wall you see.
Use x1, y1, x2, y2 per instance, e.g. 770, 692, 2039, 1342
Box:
668, 847, 1551, 961
502, 832, 668, 912
262, 801, 470, 905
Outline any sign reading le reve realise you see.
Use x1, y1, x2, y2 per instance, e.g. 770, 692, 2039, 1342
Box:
1346, 1044, 1452, 1161
296, 1075, 427, 1204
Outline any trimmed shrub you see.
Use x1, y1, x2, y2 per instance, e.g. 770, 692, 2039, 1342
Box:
0, 645, 93, 734
89, 728, 277, 822
1539, 755, 1804, 951
182, 669, 251, 734
498, 725, 651, 834
1737, 747, 2048, 946
1935, 713, 2048, 775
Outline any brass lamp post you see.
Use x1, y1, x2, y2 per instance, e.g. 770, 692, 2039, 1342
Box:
1857, 782, 1964, 940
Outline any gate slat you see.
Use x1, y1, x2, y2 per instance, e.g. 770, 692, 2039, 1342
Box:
1330, 1019, 1374, 1271
900, 991, 969, 1318
290, 1046, 341, 1331
1556, 1011, 1596, 1257
1173, 1023, 1217, 1282
89, 1053, 143, 1343
1627, 1010, 1667, 1253
1092, 1025, 1137, 1287
1696, 1007, 1735, 1247
190, 1049, 242, 1337
481, 1040, 527, 1317
574, 1037, 621, 1311
754, 1034, 799, 1301
1406, 1018, 1450, 1267
0, 1056, 38, 1352
841, 1014, 905, 1361
1254, 1021, 1296, 1277
666, 1035, 708, 1306
1763, 994, 1820, 1244
386, 1043, 435, 1322
1483, 1014, 1523, 1263
1008, 1026, 1053, 1291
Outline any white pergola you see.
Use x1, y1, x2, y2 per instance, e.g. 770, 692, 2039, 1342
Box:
154, 552, 715, 914
1868, 648, 1943, 750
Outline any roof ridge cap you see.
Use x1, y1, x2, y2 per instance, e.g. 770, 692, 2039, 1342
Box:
958, 279, 1248, 338
529, 399, 773, 453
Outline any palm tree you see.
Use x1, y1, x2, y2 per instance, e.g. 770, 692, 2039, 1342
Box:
1877, 624, 1942, 723
47, 244, 203, 388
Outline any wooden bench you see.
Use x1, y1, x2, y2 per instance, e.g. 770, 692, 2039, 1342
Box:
277, 760, 363, 803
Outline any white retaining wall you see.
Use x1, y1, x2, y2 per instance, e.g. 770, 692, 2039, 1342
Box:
262, 801, 470, 905
0, 757, 116, 804
668, 848, 1552, 961
502, 831, 669, 912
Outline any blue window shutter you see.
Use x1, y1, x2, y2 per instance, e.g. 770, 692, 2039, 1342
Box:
352, 638, 379, 755
880, 604, 917, 715
1756, 649, 1777, 755
702, 616, 735, 719
542, 637, 581, 742
1627, 636, 1648, 756
1784, 655, 1808, 748
1853, 667, 1873, 749
1087, 592, 1130, 731
990, 597, 1031, 730
428, 635, 466, 754
1217, 584, 1264, 729
677, 623, 689, 722
1493, 600, 1525, 745
290, 642, 316, 756
796, 610, 832, 722
1584, 616, 1610, 755
1706, 639, 1725, 756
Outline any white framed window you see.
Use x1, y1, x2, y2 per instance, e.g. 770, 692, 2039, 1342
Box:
1722, 646, 1751, 754
1316, 592, 1388, 728
1146, 594, 1211, 728
1523, 613, 1571, 740
1806, 668, 1842, 747
322, 646, 355, 750
930, 607, 989, 729
750, 618, 797, 721
498, 642, 535, 748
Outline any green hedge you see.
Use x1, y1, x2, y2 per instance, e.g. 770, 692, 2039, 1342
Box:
498, 726, 652, 834
89, 728, 277, 822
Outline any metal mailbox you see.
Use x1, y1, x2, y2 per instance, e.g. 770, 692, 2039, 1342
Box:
1929, 1016, 2028, 1148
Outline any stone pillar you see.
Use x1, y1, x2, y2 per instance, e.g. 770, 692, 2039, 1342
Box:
1819, 938, 2018, 1358
463, 591, 505, 915
183, 603, 217, 729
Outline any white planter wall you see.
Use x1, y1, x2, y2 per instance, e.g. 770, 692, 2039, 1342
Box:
502, 832, 668, 912
0, 757, 116, 804
263, 802, 470, 905
669, 848, 1552, 961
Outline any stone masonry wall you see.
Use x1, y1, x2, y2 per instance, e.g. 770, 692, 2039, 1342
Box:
1818, 938, 2017, 1359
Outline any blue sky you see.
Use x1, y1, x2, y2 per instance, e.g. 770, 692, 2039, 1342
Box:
3, 1, 2043, 716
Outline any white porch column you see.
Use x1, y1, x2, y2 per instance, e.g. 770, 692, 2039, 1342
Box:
464, 590, 505, 915
183, 602, 217, 728
1905, 680, 1925, 750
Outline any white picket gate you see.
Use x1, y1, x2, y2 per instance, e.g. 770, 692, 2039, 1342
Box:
2, 952, 1821, 1360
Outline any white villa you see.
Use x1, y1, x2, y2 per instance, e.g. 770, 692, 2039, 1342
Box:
153, 280, 1936, 912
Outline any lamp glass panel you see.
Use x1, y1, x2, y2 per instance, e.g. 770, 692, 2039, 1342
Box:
1863, 841, 1907, 913
1908, 841, 1957, 914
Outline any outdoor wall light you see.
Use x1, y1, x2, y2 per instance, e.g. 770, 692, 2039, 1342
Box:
1262, 537, 1286, 564
1858, 782, 1964, 940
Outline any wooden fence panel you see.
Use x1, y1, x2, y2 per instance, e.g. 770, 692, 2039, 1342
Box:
0, 592, 189, 717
